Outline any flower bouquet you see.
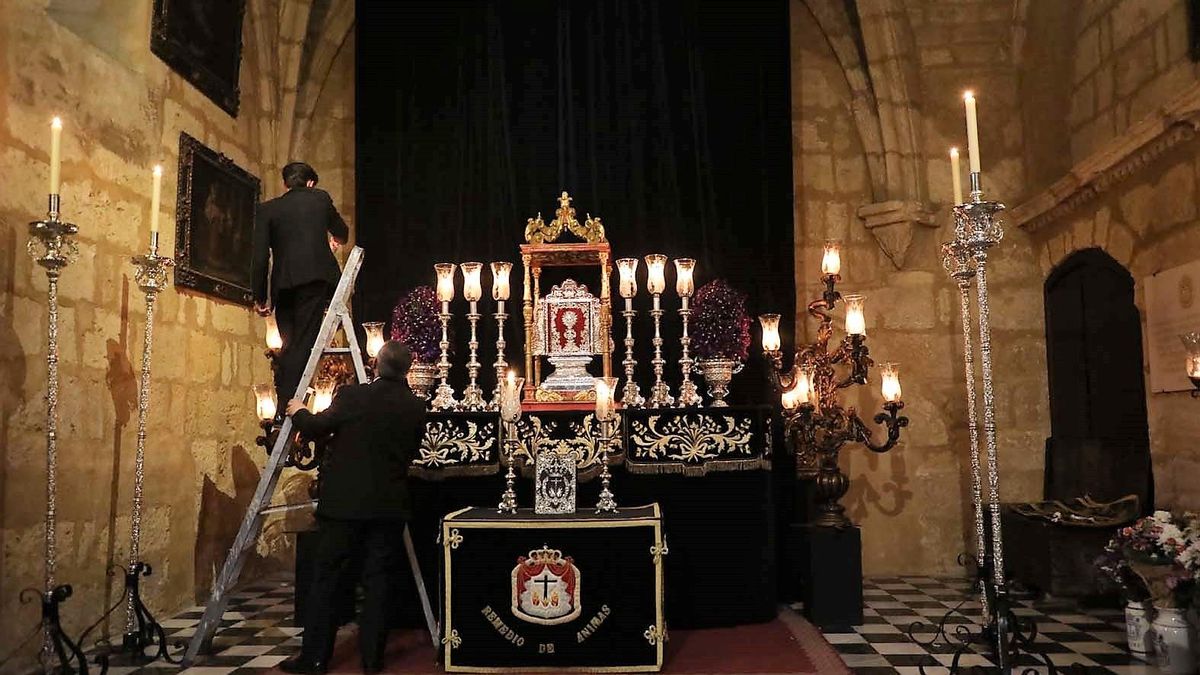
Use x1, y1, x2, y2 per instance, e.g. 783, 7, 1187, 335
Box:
1112, 511, 1195, 609
690, 279, 752, 406
390, 285, 443, 399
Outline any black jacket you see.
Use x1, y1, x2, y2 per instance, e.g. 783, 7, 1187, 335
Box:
290, 378, 426, 521
251, 187, 349, 304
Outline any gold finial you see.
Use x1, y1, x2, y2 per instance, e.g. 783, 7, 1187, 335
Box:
524, 193, 605, 243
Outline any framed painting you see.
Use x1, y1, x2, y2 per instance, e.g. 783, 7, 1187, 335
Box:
150, 0, 246, 116
174, 132, 260, 306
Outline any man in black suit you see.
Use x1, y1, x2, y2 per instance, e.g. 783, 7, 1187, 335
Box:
252, 161, 349, 404
280, 341, 427, 674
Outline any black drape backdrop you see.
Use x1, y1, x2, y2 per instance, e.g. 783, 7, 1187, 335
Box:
355, 0, 793, 404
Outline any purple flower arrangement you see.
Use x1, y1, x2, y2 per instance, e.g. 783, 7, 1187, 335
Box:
691, 279, 752, 362
390, 286, 443, 364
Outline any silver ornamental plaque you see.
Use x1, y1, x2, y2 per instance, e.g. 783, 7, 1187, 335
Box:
534, 446, 577, 514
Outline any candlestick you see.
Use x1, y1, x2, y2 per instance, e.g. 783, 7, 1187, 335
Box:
150, 164, 163, 234
460, 262, 486, 410
615, 259, 643, 407
593, 377, 619, 513
675, 258, 701, 407
821, 241, 842, 276
432, 263, 458, 411
645, 255, 672, 407
491, 262, 513, 409
498, 372, 523, 514
950, 148, 963, 205
49, 117, 62, 196
964, 91, 981, 174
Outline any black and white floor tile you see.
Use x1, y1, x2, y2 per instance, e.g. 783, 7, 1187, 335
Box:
826, 577, 1163, 675
108, 575, 1163, 674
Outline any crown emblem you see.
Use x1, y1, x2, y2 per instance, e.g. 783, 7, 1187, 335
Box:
520, 544, 567, 566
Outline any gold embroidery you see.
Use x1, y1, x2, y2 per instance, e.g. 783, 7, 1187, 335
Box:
630, 415, 752, 462
442, 628, 462, 649
418, 420, 496, 467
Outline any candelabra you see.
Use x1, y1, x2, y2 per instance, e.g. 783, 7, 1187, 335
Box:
616, 259, 644, 407
460, 262, 486, 410
645, 255, 673, 407
28, 192, 80, 662
114, 233, 177, 660
431, 263, 458, 411
909, 171, 1057, 674
674, 259, 702, 407
1183, 332, 1200, 398
763, 242, 908, 529
491, 262, 513, 409
497, 374, 524, 514
594, 377, 619, 513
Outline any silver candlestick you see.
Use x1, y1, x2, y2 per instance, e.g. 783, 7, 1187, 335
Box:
595, 417, 618, 513
676, 295, 701, 407
498, 421, 519, 514
620, 298, 643, 407
461, 301, 486, 410
431, 302, 457, 411
126, 232, 173, 635
28, 193, 78, 655
491, 301, 509, 409
648, 293, 673, 407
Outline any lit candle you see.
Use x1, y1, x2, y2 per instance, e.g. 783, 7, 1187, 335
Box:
964, 91, 981, 174
949, 148, 963, 204
796, 369, 813, 406
616, 258, 639, 298
645, 254, 667, 295
594, 376, 618, 422
491, 261, 512, 302
880, 362, 902, 403
312, 379, 335, 413
781, 386, 798, 411
674, 258, 696, 297
435, 263, 456, 307
264, 314, 283, 350
759, 313, 781, 352
150, 164, 163, 234
252, 384, 277, 421
844, 294, 866, 336
821, 241, 842, 276
500, 370, 524, 423
461, 262, 483, 303
363, 322, 386, 359
49, 117, 62, 195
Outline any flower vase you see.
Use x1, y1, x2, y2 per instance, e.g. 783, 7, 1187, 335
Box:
697, 358, 740, 407
407, 362, 439, 401
1125, 600, 1152, 654
1153, 606, 1197, 675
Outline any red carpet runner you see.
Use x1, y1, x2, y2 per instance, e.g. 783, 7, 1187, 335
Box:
302, 608, 849, 674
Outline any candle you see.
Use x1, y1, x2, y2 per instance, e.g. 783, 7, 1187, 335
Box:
461, 262, 483, 303
435, 263, 456, 304
844, 294, 866, 336
252, 384, 277, 421
149, 164, 163, 234
645, 254, 667, 294
796, 369, 813, 406
821, 240, 842, 276
500, 370, 524, 423
880, 362, 902, 403
1188, 356, 1200, 379
949, 148, 963, 204
491, 261, 512, 301
594, 376, 618, 422
759, 313, 781, 352
363, 322, 385, 359
312, 379, 335, 413
781, 386, 798, 411
49, 117, 63, 195
674, 258, 696, 297
964, 91, 981, 174
264, 313, 283, 350
616, 258, 639, 298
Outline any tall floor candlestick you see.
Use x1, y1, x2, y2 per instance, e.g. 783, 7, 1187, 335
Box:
620, 298, 643, 407
648, 293, 673, 407
492, 301, 509, 408
125, 235, 174, 645
461, 301, 486, 410
677, 295, 701, 407
28, 192, 78, 657
431, 301, 457, 411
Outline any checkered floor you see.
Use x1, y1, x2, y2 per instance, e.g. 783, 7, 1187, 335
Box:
832, 577, 1162, 674
108, 575, 1162, 674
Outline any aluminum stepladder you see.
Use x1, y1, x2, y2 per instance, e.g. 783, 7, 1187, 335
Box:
182, 246, 438, 664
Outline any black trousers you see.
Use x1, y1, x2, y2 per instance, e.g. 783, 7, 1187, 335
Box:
302, 516, 404, 664
274, 280, 334, 404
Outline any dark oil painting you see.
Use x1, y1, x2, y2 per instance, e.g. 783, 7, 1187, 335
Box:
150, 0, 246, 116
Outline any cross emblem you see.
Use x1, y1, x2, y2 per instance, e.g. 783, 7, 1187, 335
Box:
534, 572, 556, 598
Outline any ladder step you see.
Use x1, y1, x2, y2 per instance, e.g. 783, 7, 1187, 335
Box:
324, 347, 352, 354
259, 500, 317, 516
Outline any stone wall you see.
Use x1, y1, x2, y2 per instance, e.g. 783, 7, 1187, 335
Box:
0, 0, 354, 668
791, 0, 1050, 576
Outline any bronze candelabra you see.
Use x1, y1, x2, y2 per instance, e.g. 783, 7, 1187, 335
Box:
764, 272, 908, 529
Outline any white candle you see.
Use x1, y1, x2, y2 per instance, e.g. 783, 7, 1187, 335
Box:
821, 241, 842, 276
844, 294, 866, 336
645, 254, 667, 294
435, 263, 456, 303
759, 314, 781, 352
964, 92, 981, 174
949, 148, 963, 204
461, 262, 483, 302
880, 362, 902, 403
49, 117, 63, 195
150, 165, 163, 234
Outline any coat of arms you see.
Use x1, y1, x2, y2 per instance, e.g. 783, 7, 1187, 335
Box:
511, 545, 582, 625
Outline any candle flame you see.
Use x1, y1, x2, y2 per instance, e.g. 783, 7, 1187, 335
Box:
51, 117, 62, 129
949, 147, 959, 157
153, 164, 163, 176
963, 90, 975, 102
